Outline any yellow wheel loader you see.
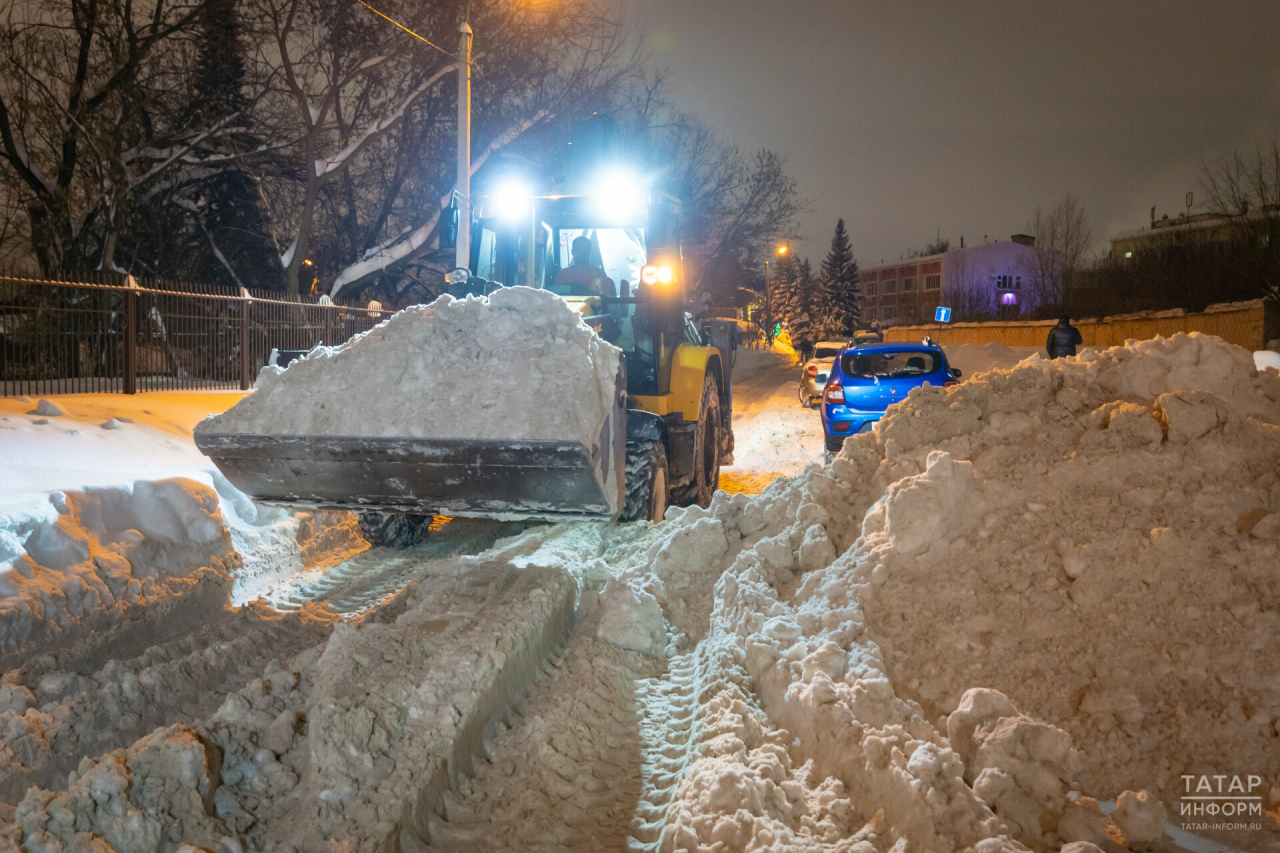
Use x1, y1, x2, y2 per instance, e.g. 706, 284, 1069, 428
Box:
195, 189, 737, 534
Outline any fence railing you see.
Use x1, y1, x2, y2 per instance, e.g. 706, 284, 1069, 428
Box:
884, 299, 1274, 352
1, 275, 386, 396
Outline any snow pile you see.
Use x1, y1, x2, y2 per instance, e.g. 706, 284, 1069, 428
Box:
200, 287, 622, 453
0, 392, 367, 607
2, 724, 230, 850
847, 336, 1280, 813
0, 479, 237, 671
577, 332, 1280, 851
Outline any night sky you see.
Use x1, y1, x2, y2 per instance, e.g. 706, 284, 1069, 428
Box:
613, 0, 1280, 263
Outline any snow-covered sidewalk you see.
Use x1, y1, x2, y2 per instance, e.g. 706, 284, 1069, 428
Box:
0, 390, 246, 516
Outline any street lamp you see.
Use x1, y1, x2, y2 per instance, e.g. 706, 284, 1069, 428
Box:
455, 20, 473, 273
762, 244, 788, 346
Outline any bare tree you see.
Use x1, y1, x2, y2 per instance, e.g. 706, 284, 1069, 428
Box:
945, 248, 993, 321
1028, 192, 1091, 311
0, 0, 259, 274
242, 0, 648, 296
649, 115, 803, 304
1199, 141, 1280, 298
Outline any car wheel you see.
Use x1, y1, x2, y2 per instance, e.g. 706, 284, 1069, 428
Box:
825, 434, 846, 454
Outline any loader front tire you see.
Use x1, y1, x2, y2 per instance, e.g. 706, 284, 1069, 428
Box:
621, 440, 668, 523
358, 512, 431, 548
674, 372, 721, 509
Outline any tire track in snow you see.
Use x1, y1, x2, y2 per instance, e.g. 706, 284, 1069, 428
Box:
259, 519, 521, 617
628, 650, 699, 850
423, 632, 654, 851
0, 602, 332, 804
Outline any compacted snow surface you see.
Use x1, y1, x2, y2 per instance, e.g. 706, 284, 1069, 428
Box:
3, 333, 1280, 853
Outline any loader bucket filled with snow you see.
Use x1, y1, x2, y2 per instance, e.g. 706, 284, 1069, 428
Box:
194, 287, 627, 522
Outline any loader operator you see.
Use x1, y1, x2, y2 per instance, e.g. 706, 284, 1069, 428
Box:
553, 236, 615, 298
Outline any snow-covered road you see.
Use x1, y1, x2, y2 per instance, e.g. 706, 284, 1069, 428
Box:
722, 347, 826, 493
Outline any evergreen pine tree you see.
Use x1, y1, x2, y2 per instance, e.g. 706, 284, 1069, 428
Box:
183, 0, 281, 289
787, 258, 817, 359
768, 253, 800, 342
818, 218, 861, 336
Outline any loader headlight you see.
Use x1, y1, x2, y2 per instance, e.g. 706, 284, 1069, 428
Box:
641, 265, 673, 286
489, 181, 533, 221
592, 169, 646, 220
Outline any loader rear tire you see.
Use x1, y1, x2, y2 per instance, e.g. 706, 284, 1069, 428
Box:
358, 512, 431, 548
673, 372, 721, 509
621, 440, 668, 523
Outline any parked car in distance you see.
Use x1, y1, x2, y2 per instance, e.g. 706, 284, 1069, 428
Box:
821, 341, 961, 455
798, 340, 848, 408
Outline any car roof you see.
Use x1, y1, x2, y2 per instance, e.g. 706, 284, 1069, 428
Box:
845, 341, 943, 353
814, 340, 847, 347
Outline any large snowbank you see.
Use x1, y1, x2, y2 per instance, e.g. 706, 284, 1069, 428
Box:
200, 287, 622, 453
603, 332, 1280, 852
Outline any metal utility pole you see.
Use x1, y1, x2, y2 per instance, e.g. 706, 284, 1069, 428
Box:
455, 20, 473, 272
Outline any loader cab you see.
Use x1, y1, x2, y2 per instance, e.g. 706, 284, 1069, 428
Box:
469, 191, 689, 398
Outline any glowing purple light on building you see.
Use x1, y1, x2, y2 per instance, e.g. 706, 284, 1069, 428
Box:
1000, 292, 1018, 306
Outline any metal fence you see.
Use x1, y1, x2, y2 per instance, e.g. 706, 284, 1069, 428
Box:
0, 275, 385, 396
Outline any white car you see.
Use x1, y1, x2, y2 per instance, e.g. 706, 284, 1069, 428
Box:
798, 340, 848, 408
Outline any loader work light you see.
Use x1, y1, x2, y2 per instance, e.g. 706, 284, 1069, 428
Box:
592, 169, 646, 220
641, 265, 673, 286
490, 181, 533, 221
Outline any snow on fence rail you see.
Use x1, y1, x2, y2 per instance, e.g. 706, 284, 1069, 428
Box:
0, 275, 385, 396
884, 298, 1276, 351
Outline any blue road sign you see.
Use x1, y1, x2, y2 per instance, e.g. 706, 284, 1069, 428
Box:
935, 306, 952, 323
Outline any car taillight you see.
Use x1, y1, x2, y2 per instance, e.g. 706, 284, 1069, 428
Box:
943, 379, 959, 387
825, 383, 844, 404
807, 364, 818, 377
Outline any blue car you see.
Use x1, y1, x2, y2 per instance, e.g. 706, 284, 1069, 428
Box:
820, 340, 961, 454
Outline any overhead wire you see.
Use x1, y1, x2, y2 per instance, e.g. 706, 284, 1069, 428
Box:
349, 0, 469, 63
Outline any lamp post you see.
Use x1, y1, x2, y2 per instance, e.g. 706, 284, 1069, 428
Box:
455, 20, 473, 273
763, 244, 788, 345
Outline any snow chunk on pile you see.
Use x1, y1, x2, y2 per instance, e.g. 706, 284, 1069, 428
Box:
199, 287, 621, 451
0, 479, 236, 671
